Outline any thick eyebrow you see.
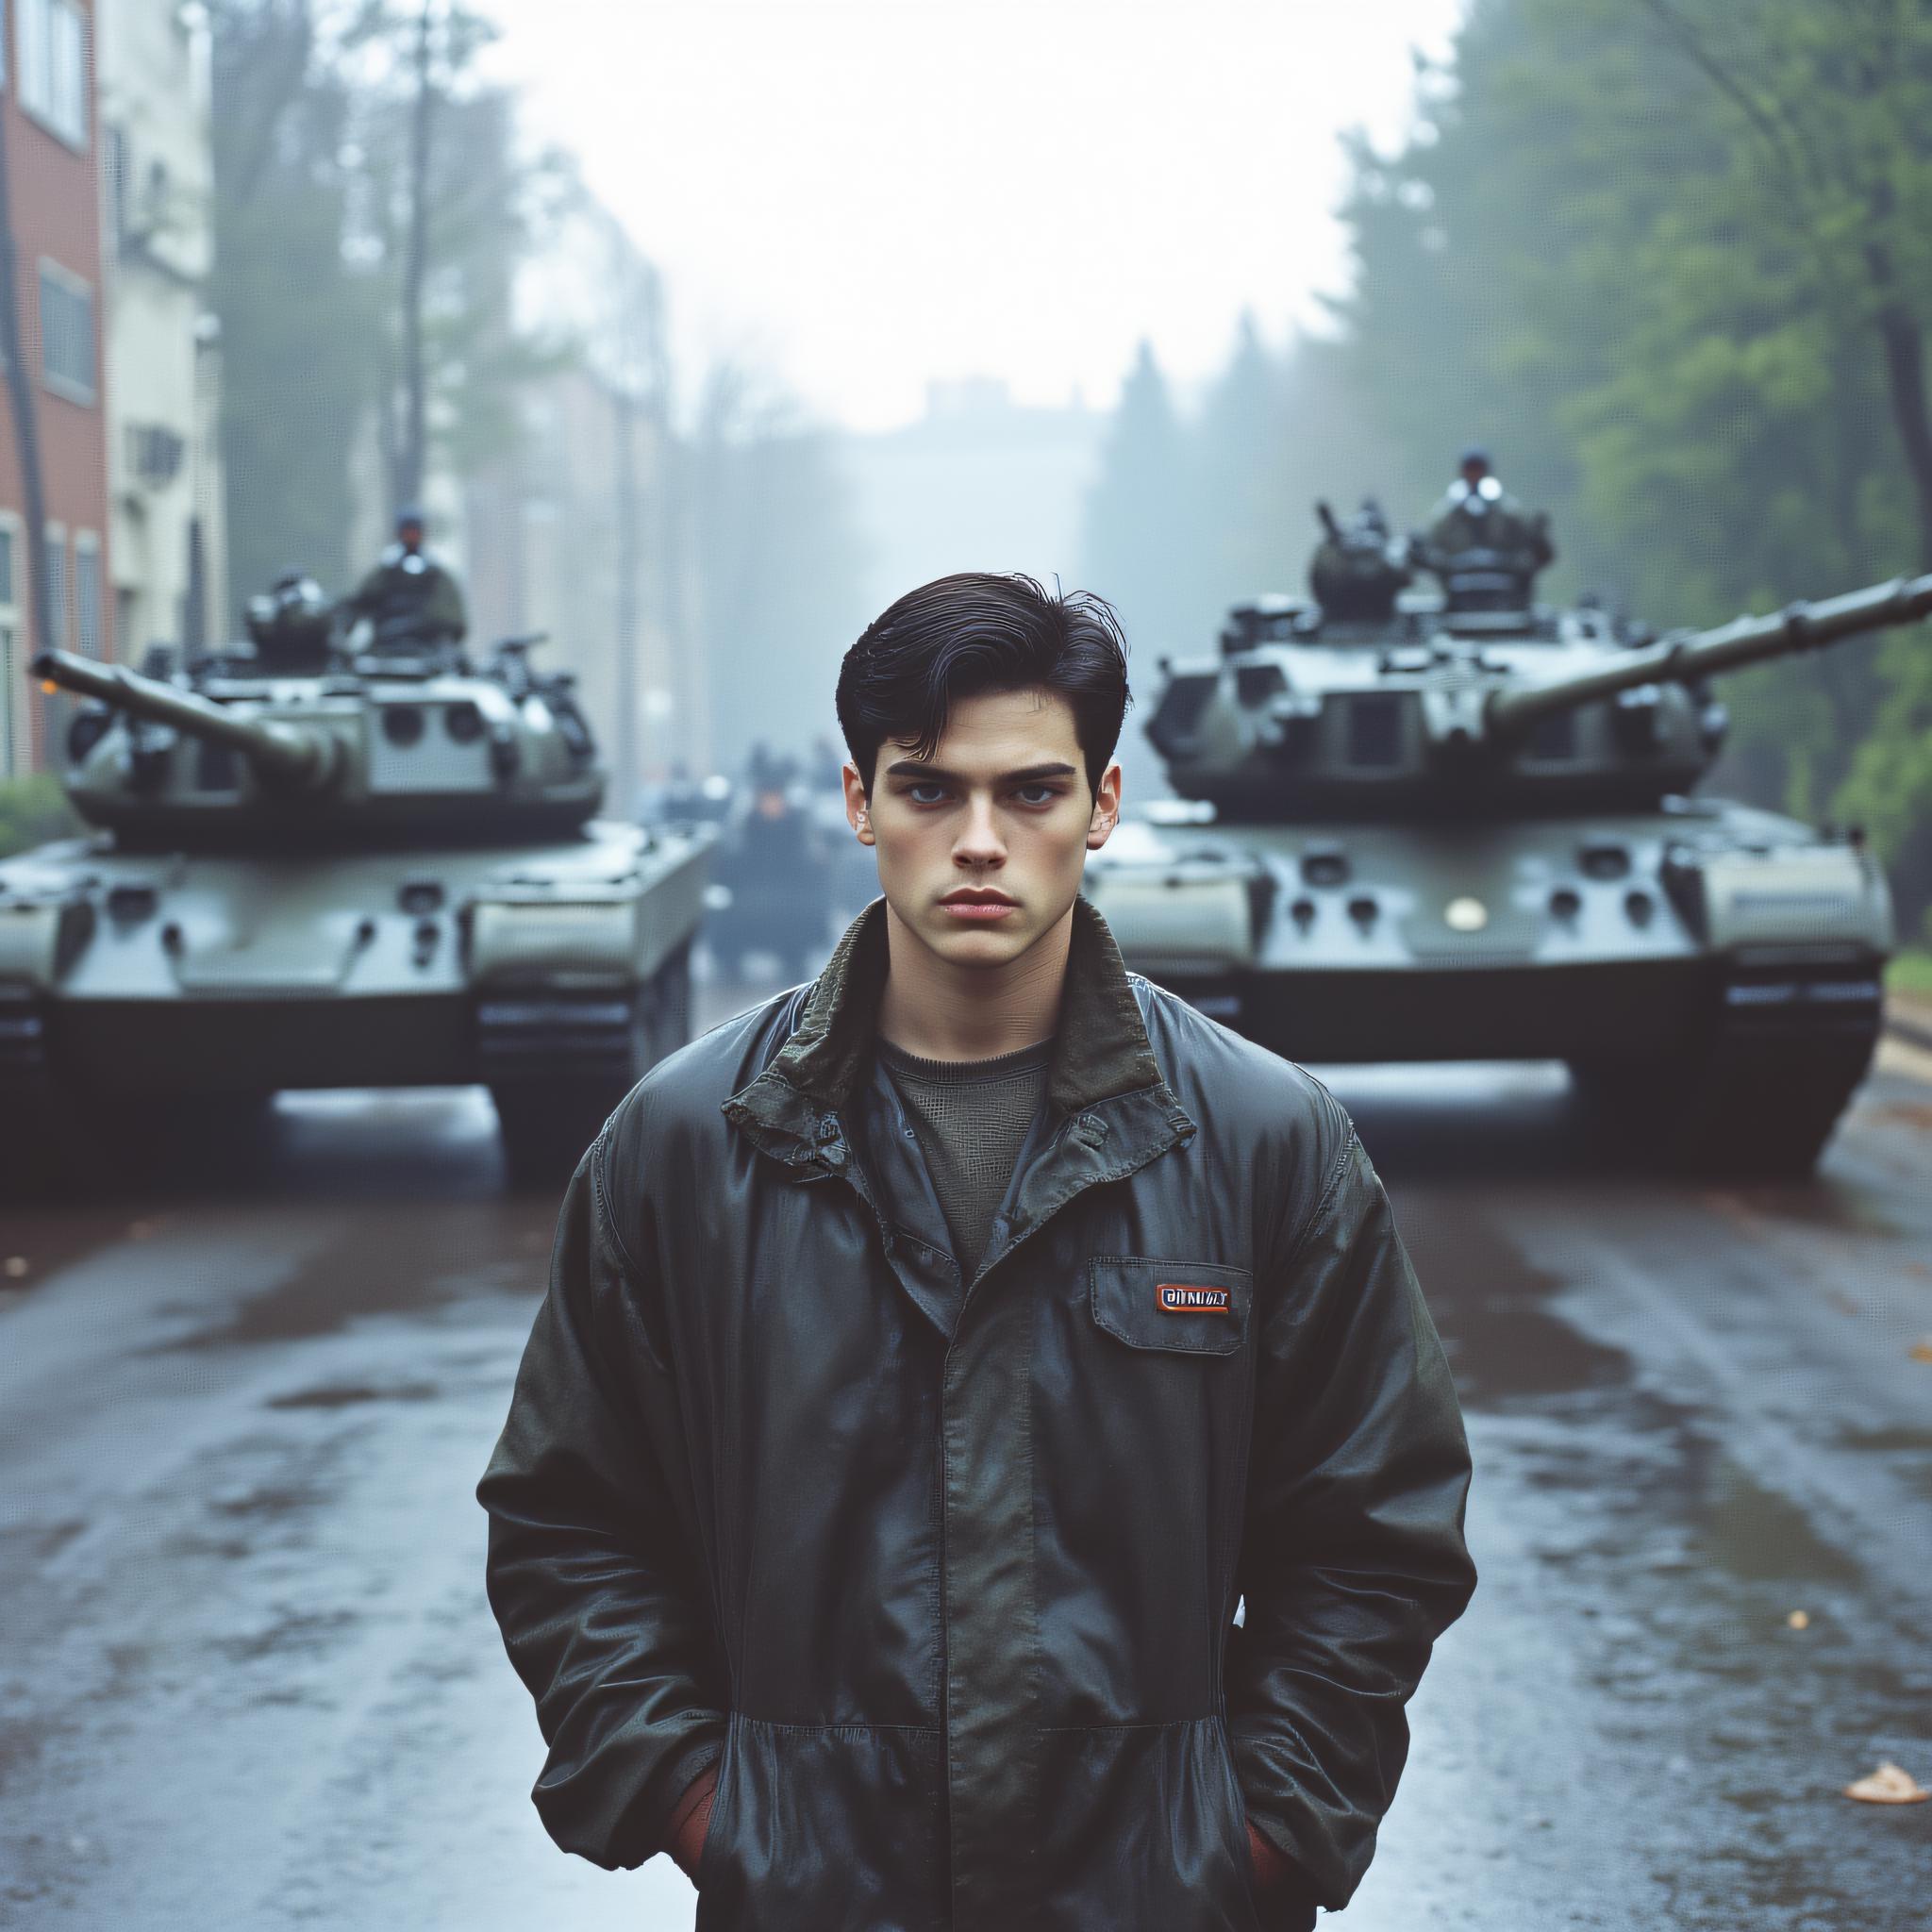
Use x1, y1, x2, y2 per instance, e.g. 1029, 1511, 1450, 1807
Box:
881, 758, 1080, 785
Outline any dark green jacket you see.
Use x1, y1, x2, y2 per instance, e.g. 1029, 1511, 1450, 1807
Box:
478, 899, 1474, 1931
345, 546, 467, 642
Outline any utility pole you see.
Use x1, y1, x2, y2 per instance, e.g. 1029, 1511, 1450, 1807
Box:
394, 0, 436, 516
604, 213, 665, 817
0, 94, 58, 756
611, 375, 640, 815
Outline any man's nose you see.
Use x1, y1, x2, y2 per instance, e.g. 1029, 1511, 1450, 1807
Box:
954, 793, 1007, 866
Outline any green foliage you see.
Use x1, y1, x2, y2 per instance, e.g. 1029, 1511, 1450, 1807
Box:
210, 0, 377, 607
334, 5, 572, 508
1887, 946, 1932, 995
209, 0, 562, 615
1079, 328, 1405, 674
0, 773, 79, 858
1332, 0, 1932, 927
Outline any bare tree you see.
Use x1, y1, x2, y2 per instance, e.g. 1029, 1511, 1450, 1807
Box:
392, 0, 436, 514
0, 103, 57, 673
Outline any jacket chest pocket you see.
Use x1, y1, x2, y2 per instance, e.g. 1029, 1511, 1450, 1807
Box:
1088, 1257, 1252, 1357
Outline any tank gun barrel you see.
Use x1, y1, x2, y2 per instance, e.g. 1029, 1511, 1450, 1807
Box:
1488, 573, 1932, 739
34, 649, 341, 792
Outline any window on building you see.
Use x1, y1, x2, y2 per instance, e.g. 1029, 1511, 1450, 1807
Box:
0, 525, 20, 778
128, 423, 186, 487
18, 0, 89, 150
104, 124, 130, 253
115, 586, 138, 665
75, 531, 101, 658
43, 525, 67, 656
39, 262, 95, 403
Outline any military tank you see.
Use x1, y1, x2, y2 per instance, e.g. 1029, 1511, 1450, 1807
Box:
0, 588, 710, 1191
1087, 530, 1932, 1174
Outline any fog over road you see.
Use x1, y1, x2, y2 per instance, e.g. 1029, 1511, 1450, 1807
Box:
3, 988, 1928, 1930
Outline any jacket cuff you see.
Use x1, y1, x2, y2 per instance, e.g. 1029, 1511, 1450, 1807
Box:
666, 1762, 719, 1879
1255, 1883, 1318, 1932
1247, 1819, 1320, 1930
608, 1727, 726, 1870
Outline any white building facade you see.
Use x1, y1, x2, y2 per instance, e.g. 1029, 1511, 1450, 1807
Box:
94, 0, 226, 662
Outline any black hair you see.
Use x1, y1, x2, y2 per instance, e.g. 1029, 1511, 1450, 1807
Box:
836, 572, 1131, 794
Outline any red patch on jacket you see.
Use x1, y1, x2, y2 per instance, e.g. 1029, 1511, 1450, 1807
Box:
1156, 1284, 1233, 1314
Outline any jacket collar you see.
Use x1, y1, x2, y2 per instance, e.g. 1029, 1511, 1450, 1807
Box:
724, 895, 1189, 1169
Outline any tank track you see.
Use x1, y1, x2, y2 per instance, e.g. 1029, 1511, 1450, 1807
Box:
482, 943, 692, 1185
1574, 963, 1883, 1176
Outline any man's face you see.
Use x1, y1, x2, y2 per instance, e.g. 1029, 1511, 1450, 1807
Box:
1459, 459, 1488, 490
398, 522, 424, 554
842, 688, 1122, 971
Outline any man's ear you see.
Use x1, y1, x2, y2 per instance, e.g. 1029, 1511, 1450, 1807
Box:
841, 762, 875, 845
1087, 760, 1123, 850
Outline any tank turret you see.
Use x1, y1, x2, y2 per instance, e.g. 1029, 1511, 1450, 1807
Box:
1096, 564, 1932, 1176
34, 623, 604, 850
1146, 572, 1932, 820
1482, 574, 1932, 741
2, 594, 712, 1194
38, 650, 344, 793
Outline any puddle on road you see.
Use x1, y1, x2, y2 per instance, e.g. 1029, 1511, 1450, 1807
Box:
211, 1606, 360, 1666
151, 1198, 550, 1349
1681, 1449, 1859, 1586
265, 1380, 441, 1410
1393, 1190, 1632, 1407
1703, 1179, 1903, 1241
1834, 1423, 1932, 1503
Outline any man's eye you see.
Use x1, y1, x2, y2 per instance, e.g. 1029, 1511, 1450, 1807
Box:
907, 783, 950, 805
1014, 785, 1061, 806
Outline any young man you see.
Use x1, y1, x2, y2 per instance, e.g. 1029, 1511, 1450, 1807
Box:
479, 574, 1474, 1930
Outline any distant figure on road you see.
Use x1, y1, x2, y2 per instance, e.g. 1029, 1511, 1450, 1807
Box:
341, 508, 468, 657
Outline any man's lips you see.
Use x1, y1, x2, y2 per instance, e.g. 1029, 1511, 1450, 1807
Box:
939, 890, 1019, 920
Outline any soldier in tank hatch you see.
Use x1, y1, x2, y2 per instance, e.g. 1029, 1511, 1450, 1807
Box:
1309, 495, 1412, 622
341, 508, 469, 656
1418, 446, 1556, 578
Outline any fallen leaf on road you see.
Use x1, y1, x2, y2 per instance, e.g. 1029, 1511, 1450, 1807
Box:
1844, 1763, 1929, 1805
1787, 1609, 1810, 1630
1910, 1339, 1932, 1365
3, 1256, 28, 1280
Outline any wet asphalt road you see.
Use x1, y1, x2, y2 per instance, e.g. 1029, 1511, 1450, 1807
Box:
2, 986, 1929, 1930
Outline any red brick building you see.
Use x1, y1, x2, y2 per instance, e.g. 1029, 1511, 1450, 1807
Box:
1, 0, 110, 775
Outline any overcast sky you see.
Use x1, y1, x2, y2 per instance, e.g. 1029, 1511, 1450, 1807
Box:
478, 0, 1464, 432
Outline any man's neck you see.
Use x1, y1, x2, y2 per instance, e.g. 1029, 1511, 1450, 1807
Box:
876, 901, 1072, 1062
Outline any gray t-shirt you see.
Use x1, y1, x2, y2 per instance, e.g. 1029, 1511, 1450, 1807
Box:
876, 1037, 1053, 1279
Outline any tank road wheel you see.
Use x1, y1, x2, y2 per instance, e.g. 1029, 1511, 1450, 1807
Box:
487, 945, 694, 1189
491, 1079, 624, 1189
138, 1091, 280, 1187
0, 1087, 279, 1201
1573, 1031, 1876, 1179
646, 942, 693, 1062
0, 1084, 92, 1203
1666, 1032, 1875, 1178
